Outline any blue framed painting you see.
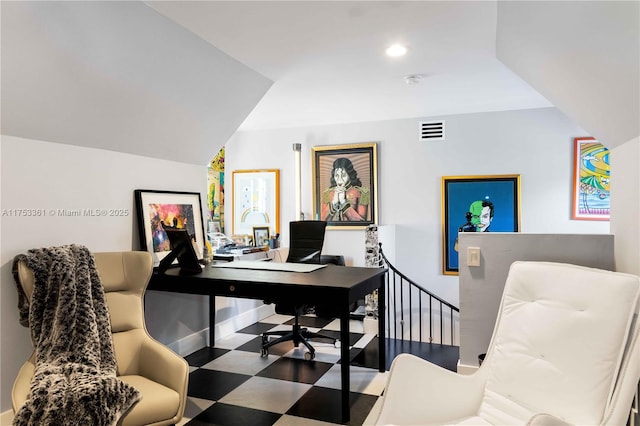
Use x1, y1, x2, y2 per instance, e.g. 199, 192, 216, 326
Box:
442, 175, 521, 275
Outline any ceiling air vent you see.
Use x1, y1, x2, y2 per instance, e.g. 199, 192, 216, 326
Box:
419, 120, 445, 141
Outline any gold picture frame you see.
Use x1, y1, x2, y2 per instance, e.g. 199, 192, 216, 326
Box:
312, 142, 378, 230
232, 169, 280, 236
441, 174, 521, 275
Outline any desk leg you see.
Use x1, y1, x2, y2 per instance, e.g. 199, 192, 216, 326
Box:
378, 275, 386, 372
209, 294, 216, 347
340, 308, 350, 423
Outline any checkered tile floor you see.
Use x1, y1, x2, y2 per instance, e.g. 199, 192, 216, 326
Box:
177, 314, 388, 426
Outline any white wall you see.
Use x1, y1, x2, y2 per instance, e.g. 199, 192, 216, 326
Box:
610, 137, 640, 275
496, 1, 639, 149
1, 1, 271, 165
0, 135, 210, 410
457, 232, 615, 372
227, 107, 609, 307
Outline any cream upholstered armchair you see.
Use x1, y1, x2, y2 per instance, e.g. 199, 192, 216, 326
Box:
373, 261, 640, 425
13, 251, 189, 426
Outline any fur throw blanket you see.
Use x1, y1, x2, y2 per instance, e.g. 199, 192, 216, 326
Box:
12, 245, 141, 426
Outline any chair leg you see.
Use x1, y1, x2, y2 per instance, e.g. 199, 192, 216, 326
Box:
262, 313, 334, 359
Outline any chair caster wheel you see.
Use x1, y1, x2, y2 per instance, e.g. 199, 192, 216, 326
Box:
334, 340, 341, 348
304, 351, 316, 360
260, 348, 269, 357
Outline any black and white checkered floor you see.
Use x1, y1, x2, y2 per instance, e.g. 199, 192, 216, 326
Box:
178, 313, 387, 426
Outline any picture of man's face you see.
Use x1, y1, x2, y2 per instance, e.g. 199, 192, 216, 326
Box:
469, 200, 492, 231
478, 206, 492, 231
333, 167, 349, 188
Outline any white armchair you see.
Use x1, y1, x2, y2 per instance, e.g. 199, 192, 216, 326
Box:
374, 261, 640, 425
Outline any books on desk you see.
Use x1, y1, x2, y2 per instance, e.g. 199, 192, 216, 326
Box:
215, 245, 269, 256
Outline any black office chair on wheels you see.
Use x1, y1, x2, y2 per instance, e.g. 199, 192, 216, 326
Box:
261, 220, 339, 360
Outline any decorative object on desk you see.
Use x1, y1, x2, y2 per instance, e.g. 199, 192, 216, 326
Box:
232, 169, 280, 236
134, 189, 205, 267
158, 226, 203, 274
312, 142, 378, 229
269, 233, 280, 249
572, 137, 610, 221
209, 220, 222, 233
231, 234, 253, 246
208, 232, 233, 252
252, 226, 270, 247
441, 175, 521, 275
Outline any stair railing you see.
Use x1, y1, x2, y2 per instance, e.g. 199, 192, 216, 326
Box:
378, 243, 460, 346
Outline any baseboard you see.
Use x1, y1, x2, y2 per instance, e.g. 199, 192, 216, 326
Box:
1, 409, 14, 425
456, 360, 479, 375
167, 303, 275, 357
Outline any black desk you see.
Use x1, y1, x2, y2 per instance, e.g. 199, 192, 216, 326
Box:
148, 263, 386, 423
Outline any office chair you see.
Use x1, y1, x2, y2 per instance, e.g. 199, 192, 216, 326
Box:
261, 220, 339, 360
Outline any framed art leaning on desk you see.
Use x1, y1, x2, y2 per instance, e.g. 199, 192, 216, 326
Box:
134, 189, 206, 267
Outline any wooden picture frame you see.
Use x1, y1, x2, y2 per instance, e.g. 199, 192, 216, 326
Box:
441, 175, 521, 275
312, 142, 378, 229
252, 226, 270, 247
572, 137, 610, 221
232, 169, 280, 236
134, 189, 205, 267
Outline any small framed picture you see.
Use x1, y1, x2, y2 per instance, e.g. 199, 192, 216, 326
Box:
231, 234, 252, 246
208, 221, 222, 233
252, 226, 270, 247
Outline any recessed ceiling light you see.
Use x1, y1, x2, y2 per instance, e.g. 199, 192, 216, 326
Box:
386, 44, 407, 57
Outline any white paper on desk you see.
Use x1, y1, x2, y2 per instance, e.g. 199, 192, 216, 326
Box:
212, 261, 326, 273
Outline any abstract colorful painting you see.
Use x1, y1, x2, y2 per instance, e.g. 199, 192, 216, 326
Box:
572, 137, 610, 221
148, 203, 196, 252
134, 190, 205, 266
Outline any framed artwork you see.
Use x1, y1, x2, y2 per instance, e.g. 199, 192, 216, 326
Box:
312, 142, 378, 229
232, 169, 280, 236
252, 226, 270, 247
134, 189, 205, 266
208, 221, 222, 233
441, 175, 521, 275
231, 234, 252, 246
572, 137, 610, 221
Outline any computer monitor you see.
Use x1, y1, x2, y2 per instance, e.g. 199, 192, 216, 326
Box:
158, 226, 203, 275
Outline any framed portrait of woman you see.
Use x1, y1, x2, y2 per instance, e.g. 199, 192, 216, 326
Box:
312, 142, 378, 229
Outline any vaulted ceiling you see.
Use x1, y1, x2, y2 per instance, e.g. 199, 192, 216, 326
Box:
1, 1, 637, 165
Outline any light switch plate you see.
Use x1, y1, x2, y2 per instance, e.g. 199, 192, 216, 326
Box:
467, 247, 481, 267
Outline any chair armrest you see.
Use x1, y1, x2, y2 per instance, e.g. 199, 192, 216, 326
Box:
374, 353, 488, 425
139, 337, 189, 395
12, 353, 36, 413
